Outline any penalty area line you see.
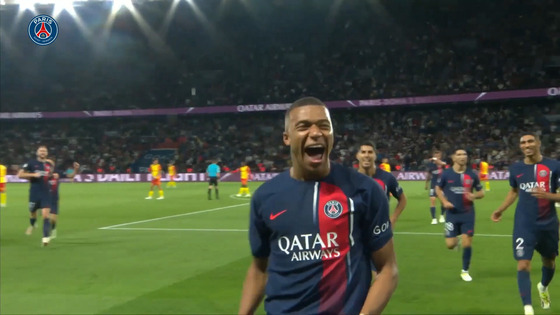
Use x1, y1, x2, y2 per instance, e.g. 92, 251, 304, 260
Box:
98, 203, 249, 230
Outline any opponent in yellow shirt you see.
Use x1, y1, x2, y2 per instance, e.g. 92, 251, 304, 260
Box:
146, 158, 164, 200
233, 162, 251, 197
379, 158, 391, 172
479, 159, 490, 191
0, 163, 7, 207
166, 161, 177, 188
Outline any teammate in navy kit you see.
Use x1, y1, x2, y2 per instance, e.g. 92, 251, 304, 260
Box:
425, 150, 446, 224
436, 149, 484, 282
356, 141, 407, 227
491, 133, 560, 315
46, 159, 80, 239
239, 97, 398, 315
17, 145, 53, 246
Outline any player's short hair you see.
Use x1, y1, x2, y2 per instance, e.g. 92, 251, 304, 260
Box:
358, 141, 376, 151
284, 97, 327, 131
452, 148, 467, 155
519, 132, 540, 141
37, 145, 47, 150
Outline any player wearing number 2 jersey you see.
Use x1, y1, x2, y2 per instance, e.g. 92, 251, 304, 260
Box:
492, 133, 560, 315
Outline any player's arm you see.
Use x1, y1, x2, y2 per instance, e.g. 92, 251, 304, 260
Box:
238, 256, 268, 315
361, 240, 398, 314
67, 162, 80, 179
435, 185, 453, 209
530, 188, 560, 202
17, 165, 40, 179
389, 179, 406, 227
491, 187, 519, 222
466, 175, 484, 201
390, 192, 407, 227
432, 157, 446, 167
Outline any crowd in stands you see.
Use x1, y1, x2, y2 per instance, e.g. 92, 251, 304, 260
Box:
0, 0, 558, 111
1, 100, 558, 175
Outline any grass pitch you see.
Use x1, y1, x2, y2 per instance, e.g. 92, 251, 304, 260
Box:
1, 180, 557, 314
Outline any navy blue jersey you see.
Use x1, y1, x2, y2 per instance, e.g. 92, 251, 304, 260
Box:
372, 168, 404, 201
508, 158, 560, 230
22, 159, 52, 194
249, 163, 392, 314
427, 162, 443, 188
437, 168, 482, 214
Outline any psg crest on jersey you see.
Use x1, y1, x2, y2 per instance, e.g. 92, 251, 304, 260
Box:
539, 170, 548, 177
28, 15, 59, 46
324, 200, 343, 219
464, 179, 472, 185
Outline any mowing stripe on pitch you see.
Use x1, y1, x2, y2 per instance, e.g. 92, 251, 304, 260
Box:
98, 203, 249, 230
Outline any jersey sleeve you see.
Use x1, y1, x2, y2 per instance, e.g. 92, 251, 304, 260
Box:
217, 166, 221, 173
249, 190, 271, 257
363, 183, 392, 253
22, 161, 32, 172
387, 175, 403, 200
436, 171, 446, 188
509, 166, 517, 188
472, 172, 483, 191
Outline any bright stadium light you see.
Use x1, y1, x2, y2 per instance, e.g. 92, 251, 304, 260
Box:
112, 0, 131, 13
52, 0, 75, 17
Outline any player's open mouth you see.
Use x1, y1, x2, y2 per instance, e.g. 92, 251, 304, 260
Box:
304, 144, 326, 163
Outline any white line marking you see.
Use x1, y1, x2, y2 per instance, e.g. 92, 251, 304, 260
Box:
395, 231, 510, 237
106, 227, 248, 232
101, 227, 512, 238
98, 203, 249, 230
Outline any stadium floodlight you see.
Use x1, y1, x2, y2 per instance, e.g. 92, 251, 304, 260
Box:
17, 0, 36, 12
52, 0, 75, 17
112, 0, 131, 13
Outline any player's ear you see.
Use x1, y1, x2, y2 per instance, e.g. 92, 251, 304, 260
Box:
283, 132, 290, 146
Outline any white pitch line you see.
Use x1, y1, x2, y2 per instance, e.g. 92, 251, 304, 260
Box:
98, 203, 249, 230
395, 231, 510, 237
101, 227, 512, 238
106, 227, 248, 232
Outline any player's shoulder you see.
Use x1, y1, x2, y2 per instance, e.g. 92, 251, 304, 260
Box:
542, 157, 560, 168
253, 169, 291, 200
376, 168, 395, 180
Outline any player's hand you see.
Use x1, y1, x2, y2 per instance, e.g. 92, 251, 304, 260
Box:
530, 187, 549, 200
73, 162, 80, 169
442, 201, 454, 209
33, 172, 42, 178
465, 192, 476, 201
491, 210, 503, 222
53, 173, 60, 179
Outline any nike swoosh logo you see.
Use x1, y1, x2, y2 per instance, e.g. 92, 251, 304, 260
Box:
270, 210, 287, 220
516, 173, 524, 178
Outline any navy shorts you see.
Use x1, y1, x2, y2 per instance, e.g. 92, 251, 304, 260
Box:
208, 177, 218, 186
29, 193, 51, 212
513, 228, 559, 261
445, 213, 475, 238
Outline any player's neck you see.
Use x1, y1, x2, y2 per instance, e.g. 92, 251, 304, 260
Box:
524, 154, 543, 164
358, 166, 376, 177
452, 164, 466, 173
290, 164, 330, 181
